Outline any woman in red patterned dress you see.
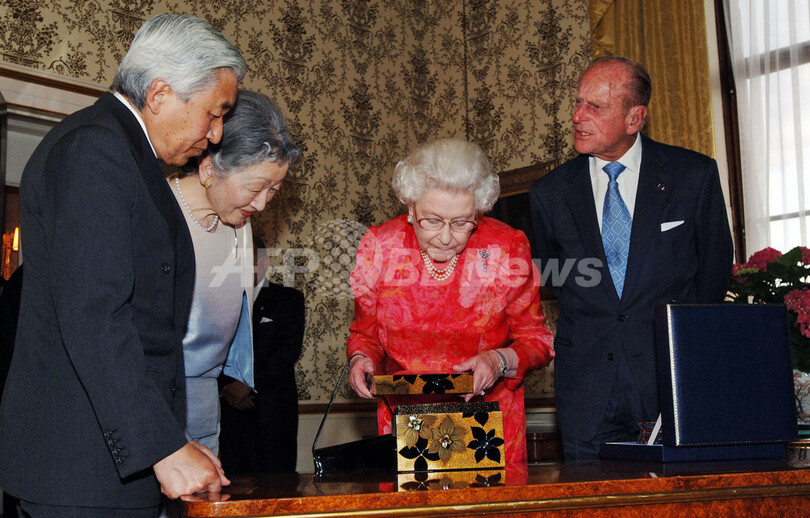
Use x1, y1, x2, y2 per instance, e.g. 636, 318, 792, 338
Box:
347, 138, 555, 467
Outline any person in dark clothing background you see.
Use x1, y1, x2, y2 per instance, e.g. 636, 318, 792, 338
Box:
0, 264, 22, 518
0, 264, 23, 395
218, 236, 305, 474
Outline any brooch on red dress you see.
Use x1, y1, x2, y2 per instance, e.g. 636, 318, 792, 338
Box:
479, 249, 491, 272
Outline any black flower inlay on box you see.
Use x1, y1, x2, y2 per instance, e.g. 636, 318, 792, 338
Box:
420, 374, 455, 394
462, 409, 490, 426
468, 427, 504, 463
398, 436, 440, 472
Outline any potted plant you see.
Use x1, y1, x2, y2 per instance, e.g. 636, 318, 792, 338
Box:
728, 246, 810, 422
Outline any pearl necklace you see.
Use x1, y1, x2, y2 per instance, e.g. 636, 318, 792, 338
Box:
175, 176, 219, 232
421, 250, 458, 281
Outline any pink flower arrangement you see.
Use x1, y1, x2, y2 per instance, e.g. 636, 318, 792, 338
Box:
785, 289, 810, 339
745, 247, 783, 272
729, 246, 810, 371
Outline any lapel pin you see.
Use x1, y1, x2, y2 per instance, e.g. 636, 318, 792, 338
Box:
657, 183, 666, 191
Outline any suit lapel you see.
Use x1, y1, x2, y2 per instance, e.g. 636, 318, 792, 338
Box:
621, 135, 674, 303
98, 93, 176, 238
562, 155, 605, 263
561, 155, 621, 302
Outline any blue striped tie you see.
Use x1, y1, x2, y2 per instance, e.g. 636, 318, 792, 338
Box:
601, 162, 631, 297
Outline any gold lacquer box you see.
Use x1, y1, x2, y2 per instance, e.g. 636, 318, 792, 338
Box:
373, 373, 474, 395
397, 469, 505, 491
394, 401, 505, 472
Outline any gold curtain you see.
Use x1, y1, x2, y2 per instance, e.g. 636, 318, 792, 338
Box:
589, 0, 715, 158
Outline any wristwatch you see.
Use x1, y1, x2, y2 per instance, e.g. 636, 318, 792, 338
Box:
494, 350, 508, 378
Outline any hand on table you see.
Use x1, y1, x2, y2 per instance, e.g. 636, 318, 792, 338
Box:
153, 441, 230, 499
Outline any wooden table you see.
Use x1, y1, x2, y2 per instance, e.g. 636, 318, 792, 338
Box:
182, 459, 810, 517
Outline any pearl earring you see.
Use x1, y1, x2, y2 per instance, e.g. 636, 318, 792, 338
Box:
407, 214, 414, 224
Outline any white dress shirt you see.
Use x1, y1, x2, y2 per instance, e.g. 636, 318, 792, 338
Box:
589, 134, 643, 230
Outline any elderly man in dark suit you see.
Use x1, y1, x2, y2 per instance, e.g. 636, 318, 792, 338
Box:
0, 14, 247, 515
529, 56, 733, 462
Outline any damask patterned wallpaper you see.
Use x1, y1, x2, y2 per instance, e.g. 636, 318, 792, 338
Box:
0, 0, 590, 403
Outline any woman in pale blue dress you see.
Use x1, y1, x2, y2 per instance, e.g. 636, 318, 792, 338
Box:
169, 90, 299, 454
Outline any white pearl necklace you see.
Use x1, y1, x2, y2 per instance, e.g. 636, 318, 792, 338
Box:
175, 176, 219, 232
421, 250, 458, 281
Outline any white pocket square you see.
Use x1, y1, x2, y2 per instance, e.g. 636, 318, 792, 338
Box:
260, 316, 273, 324
660, 220, 684, 232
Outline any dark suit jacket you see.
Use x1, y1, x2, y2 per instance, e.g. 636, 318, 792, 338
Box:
252, 283, 304, 393
0, 93, 195, 507
529, 134, 733, 442
219, 283, 304, 474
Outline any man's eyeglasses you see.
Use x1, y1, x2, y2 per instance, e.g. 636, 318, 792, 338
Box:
415, 214, 478, 233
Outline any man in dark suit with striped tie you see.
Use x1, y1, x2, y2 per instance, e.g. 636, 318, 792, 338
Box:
529, 56, 733, 461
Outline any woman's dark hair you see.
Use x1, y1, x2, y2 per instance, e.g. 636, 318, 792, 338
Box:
205, 90, 300, 177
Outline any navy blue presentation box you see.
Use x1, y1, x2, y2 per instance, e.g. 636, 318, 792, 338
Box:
601, 304, 797, 462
